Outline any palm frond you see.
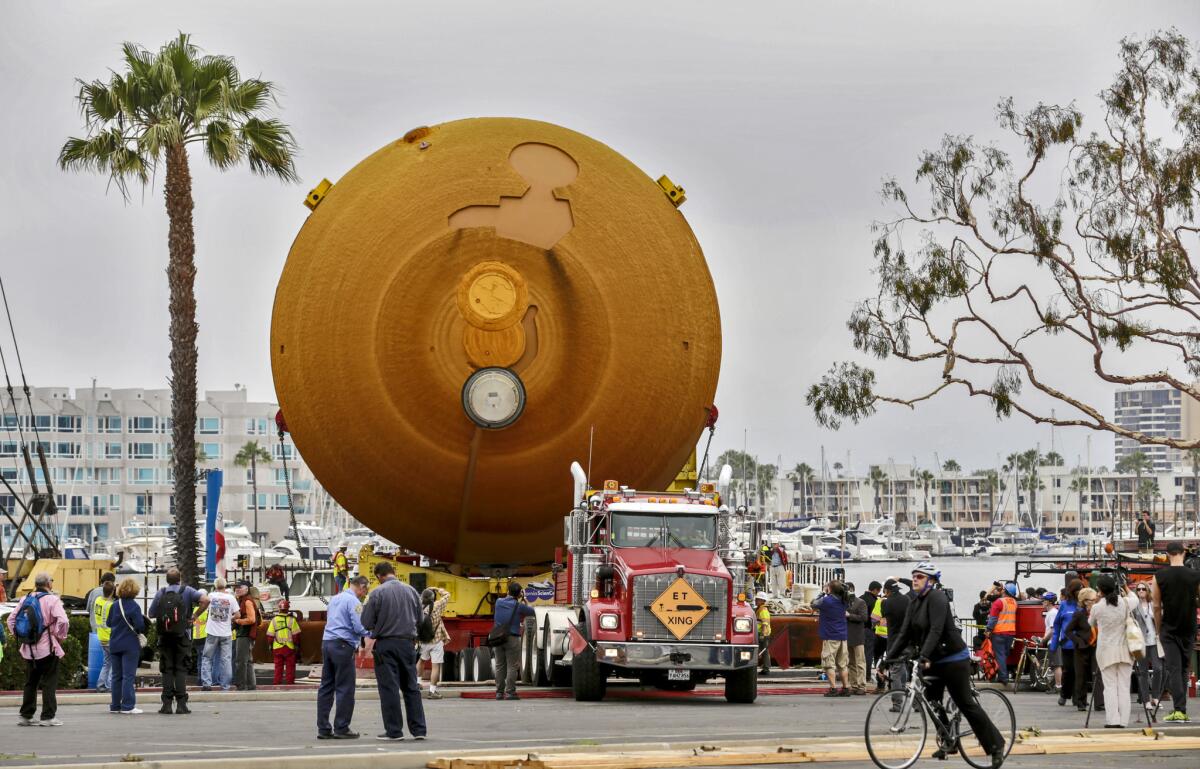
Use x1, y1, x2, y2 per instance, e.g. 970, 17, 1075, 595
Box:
139, 117, 184, 157
59, 129, 151, 199
226, 79, 272, 116
76, 79, 121, 125
202, 120, 241, 169
240, 118, 298, 182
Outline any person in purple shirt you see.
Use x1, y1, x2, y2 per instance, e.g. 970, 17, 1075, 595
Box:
812, 580, 850, 697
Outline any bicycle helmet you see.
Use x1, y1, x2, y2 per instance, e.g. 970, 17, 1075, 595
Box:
912, 561, 941, 579
1041, 591, 1057, 603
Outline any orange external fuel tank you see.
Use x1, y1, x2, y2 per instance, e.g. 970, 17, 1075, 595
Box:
270, 118, 720, 566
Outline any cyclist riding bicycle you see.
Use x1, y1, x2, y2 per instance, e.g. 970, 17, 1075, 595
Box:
886, 562, 1006, 767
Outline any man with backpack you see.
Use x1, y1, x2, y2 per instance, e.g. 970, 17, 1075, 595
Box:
6, 573, 69, 726
419, 587, 451, 698
491, 581, 535, 701
148, 567, 203, 714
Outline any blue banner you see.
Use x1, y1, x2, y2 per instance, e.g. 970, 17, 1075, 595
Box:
205, 469, 224, 581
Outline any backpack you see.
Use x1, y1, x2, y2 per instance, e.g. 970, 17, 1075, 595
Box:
157, 587, 187, 635
417, 606, 435, 644
13, 592, 47, 646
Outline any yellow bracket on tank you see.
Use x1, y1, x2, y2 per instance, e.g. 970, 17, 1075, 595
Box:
357, 544, 554, 618
657, 175, 686, 207
667, 449, 699, 493
304, 178, 333, 211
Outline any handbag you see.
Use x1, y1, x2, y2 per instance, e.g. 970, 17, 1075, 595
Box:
1124, 601, 1145, 660
118, 599, 148, 649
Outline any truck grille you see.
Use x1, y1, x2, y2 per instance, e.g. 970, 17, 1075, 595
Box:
632, 573, 728, 641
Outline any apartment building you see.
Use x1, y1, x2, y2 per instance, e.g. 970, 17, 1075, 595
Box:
1113, 383, 1200, 473
0, 385, 315, 549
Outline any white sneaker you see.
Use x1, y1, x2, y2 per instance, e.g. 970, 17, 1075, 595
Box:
121, 708, 144, 715
38, 718, 64, 726
17, 717, 33, 726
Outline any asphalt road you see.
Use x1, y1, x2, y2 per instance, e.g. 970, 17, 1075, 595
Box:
0, 686, 1193, 767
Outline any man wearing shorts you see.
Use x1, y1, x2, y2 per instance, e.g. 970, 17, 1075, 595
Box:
420, 587, 451, 699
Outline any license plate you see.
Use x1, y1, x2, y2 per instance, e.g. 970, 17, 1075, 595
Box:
667, 668, 690, 681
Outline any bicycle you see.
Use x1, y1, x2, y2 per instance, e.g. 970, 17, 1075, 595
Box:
865, 657, 1016, 769
1010, 637, 1053, 694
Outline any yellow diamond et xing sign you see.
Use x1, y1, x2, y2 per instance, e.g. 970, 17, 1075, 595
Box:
650, 577, 711, 640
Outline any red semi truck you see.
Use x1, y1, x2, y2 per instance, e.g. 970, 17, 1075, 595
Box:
516, 462, 759, 702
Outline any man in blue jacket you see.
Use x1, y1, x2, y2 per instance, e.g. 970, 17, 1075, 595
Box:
317, 576, 370, 740
492, 582, 535, 700
812, 580, 850, 697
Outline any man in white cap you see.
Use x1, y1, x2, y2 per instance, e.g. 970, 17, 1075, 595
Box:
755, 592, 772, 675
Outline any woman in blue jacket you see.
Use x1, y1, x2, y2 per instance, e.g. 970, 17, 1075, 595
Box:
1049, 579, 1083, 707
106, 578, 146, 714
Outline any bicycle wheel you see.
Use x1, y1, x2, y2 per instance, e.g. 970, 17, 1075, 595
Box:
957, 688, 1016, 769
864, 690, 928, 769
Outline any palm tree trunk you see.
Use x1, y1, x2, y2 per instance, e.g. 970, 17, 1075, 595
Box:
250, 454, 259, 553
165, 143, 199, 586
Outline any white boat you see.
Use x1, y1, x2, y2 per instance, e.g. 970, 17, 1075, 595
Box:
911, 521, 965, 556
987, 524, 1041, 555
964, 536, 1002, 557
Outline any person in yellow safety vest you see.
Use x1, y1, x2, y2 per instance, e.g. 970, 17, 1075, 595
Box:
331, 546, 350, 594
755, 591, 772, 676
192, 591, 211, 689
986, 581, 1019, 684
267, 600, 302, 685
93, 581, 115, 692
870, 592, 888, 692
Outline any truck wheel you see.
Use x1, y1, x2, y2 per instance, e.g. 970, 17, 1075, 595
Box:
724, 666, 757, 704
458, 647, 475, 682
443, 650, 458, 683
520, 616, 537, 685
572, 646, 607, 701
534, 623, 551, 687
474, 645, 494, 682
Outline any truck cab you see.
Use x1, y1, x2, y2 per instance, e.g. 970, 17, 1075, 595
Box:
561, 464, 758, 702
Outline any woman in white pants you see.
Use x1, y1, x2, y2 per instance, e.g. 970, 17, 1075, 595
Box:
1131, 582, 1161, 709
1089, 575, 1137, 728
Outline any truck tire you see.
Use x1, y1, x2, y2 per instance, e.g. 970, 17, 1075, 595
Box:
474, 645, 494, 682
443, 650, 458, 683
724, 666, 757, 703
521, 616, 537, 684
534, 623, 551, 687
458, 647, 476, 682
572, 646, 606, 701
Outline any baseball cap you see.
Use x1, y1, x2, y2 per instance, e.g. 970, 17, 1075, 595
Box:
235, 579, 252, 588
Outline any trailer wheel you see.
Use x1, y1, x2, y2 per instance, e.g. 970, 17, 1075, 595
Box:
572, 645, 606, 701
724, 666, 757, 703
520, 616, 537, 685
474, 645, 494, 682
534, 621, 551, 686
458, 647, 476, 682
443, 650, 458, 683
542, 617, 571, 687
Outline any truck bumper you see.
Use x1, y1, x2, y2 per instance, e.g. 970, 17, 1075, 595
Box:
593, 641, 758, 671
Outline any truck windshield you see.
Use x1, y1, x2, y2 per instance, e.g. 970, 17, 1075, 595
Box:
611, 512, 717, 549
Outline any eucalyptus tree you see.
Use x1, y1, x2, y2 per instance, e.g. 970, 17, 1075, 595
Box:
807, 33, 1200, 457
60, 34, 299, 583
1188, 448, 1200, 520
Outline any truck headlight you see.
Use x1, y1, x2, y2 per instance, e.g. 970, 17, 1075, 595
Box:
599, 613, 619, 630
733, 617, 753, 634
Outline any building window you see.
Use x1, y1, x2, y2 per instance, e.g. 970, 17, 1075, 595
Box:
246, 418, 269, 435
55, 442, 81, 458
197, 417, 220, 434
128, 442, 155, 459
97, 416, 121, 433
1, 414, 17, 430
201, 442, 221, 460
56, 415, 81, 432
130, 468, 157, 485
32, 415, 51, 431
135, 494, 151, 515
128, 416, 156, 434
274, 494, 291, 510
246, 492, 269, 510
273, 443, 296, 460
0, 441, 16, 457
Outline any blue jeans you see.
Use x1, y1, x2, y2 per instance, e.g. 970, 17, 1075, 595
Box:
97, 642, 112, 691
198, 637, 212, 686
991, 634, 1013, 683
317, 639, 358, 736
110, 647, 139, 712
203, 636, 233, 690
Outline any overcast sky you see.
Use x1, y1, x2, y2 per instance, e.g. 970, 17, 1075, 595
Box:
2, 1, 1198, 477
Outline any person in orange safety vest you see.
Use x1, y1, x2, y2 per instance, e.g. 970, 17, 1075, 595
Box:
986, 582, 1019, 684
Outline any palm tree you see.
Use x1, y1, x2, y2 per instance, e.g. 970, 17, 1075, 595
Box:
867, 467, 888, 518
1043, 451, 1065, 467
917, 470, 935, 522
234, 440, 273, 550
978, 470, 1003, 530
60, 35, 298, 584
1116, 450, 1153, 514
755, 463, 778, 512
942, 459, 961, 473
791, 463, 815, 514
